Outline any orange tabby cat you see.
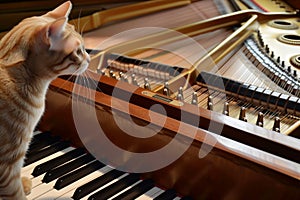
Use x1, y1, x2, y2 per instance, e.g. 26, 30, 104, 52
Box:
0, 1, 90, 199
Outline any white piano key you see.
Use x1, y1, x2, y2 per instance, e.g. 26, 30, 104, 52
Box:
31, 174, 44, 189
135, 186, 164, 199
22, 147, 74, 177
43, 166, 113, 199
152, 188, 165, 198
27, 179, 56, 199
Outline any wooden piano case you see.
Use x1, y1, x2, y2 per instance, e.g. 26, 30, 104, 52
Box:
39, 72, 300, 199
2, 0, 299, 199
38, 0, 300, 199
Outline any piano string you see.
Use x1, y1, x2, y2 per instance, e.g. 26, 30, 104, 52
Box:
16, 0, 300, 199
84, 0, 300, 135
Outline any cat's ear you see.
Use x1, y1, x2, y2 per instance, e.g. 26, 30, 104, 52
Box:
45, 1, 72, 19
46, 17, 68, 50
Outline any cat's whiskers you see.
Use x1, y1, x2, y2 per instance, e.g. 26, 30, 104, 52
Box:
52, 74, 75, 94
76, 9, 83, 34
0, 2, 94, 198
83, 71, 95, 106
80, 20, 90, 37
73, 70, 89, 106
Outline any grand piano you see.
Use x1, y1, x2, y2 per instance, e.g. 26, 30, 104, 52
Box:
2, 0, 300, 199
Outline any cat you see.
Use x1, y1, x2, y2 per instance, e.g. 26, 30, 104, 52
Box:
0, 1, 90, 199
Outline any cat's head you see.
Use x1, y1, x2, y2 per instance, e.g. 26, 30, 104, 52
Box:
0, 1, 90, 79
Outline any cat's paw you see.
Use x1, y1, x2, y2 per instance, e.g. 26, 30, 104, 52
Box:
21, 177, 32, 195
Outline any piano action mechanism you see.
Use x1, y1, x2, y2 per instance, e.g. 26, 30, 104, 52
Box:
12, 0, 300, 199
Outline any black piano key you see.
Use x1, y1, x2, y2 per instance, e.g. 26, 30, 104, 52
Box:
170, 66, 183, 77
286, 96, 299, 111
88, 173, 140, 200
167, 66, 182, 77
269, 91, 281, 106
154, 189, 177, 200
112, 179, 154, 200
277, 94, 289, 108
42, 153, 95, 183
148, 62, 160, 71
253, 87, 264, 101
108, 53, 120, 61
72, 169, 125, 200
157, 64, 168, 74
226, 80, 239, 94
28, 132, 59, 152
296, 98, 300, 114
181, 196, 193, 200
246, 85, 257, 98
24, 141, 70, 167
197, 71, 217, 87
259, 89, 272, 104
196, 71, 300, 114
30, 131, 51, 143
54, 160, 105, 190
237, 83, 250, 97
31, 148, 86, 177
28, 135, 61, 153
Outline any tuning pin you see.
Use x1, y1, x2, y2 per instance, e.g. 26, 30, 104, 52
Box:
276, 56, 281, 63
178, 87, 184, 99
109, 70, 114, 77
256, 112, 264, 127
270, 51, 274, 58
287, 66, 292, 73
265, 45, 269, 54
293, 70, 297, 78
163, 82, 170, 96
131, 74, 139, 86
163, 88, 169, 96
207, 96, 213, 110
144, 78, 151, 90
191, 92, 198, 105
223, 102, 229, 116
257, 30, 263, 46
177, 93, 183, 101
110, 71, 117, 79
281, 61, 285, 69
260, 39, 264, 47
239, 107, 247, 122
119, 72, 124, 81
272, 117, 280, 133
122, 75, 129, 83
97, 68, 104, 75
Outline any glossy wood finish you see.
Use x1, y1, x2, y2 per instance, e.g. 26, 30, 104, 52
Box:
10, 0, 298, 198
38, 72, 300, 199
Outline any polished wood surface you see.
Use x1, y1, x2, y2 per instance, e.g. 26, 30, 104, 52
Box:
39, 72, 300, 199
0, 0, 155, 36
8, 0, 298, 199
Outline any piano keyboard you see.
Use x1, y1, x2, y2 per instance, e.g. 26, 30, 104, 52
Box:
22, 131, 191, 200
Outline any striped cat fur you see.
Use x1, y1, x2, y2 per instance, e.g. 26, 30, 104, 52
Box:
0, 1, 90, 199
